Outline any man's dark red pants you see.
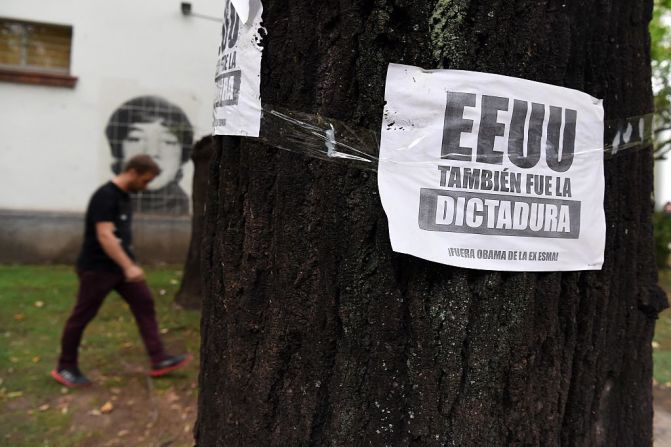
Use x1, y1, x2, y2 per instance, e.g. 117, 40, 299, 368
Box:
58, 270, 166, 369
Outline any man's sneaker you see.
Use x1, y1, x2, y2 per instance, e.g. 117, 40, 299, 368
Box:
149, 353, 192, 377
51, 367, 92, 388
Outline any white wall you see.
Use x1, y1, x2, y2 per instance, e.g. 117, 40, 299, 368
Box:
656, 158, 671, 210
0, 0, 222, 212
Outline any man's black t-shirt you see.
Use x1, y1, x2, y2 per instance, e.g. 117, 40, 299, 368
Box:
76, 181, 135, 272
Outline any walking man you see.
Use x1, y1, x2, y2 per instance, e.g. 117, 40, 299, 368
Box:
51, 155, 191, 387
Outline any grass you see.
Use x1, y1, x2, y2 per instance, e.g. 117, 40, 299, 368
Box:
655, 269, 671, 385
0, 265, 200, 446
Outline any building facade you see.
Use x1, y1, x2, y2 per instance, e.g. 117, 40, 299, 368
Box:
657, 158, 671, 210
0, 0, 221, 263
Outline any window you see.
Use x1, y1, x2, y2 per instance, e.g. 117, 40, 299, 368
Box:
0, 18, 77, 87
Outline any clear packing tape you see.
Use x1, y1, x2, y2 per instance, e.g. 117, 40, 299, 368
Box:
255, 105, 657, 171
258, 107, 380, 171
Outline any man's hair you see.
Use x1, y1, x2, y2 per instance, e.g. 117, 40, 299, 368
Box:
105, 96, 193, 174
123, 155, 161, 176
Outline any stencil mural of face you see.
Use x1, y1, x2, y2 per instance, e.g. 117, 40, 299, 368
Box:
122, 121, 182, 190
106, 96, 193, 214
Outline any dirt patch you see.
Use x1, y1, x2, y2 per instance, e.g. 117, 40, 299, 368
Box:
55, 369, 197, 447
655, 386, 671, 446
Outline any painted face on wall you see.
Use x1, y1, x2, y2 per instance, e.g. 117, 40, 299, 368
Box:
106, 96, 193, 214
121, 120, 181, 190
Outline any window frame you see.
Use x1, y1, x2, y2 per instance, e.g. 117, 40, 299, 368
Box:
0, 17, 77, 88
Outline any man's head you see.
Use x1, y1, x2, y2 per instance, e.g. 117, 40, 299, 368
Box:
105, 96, 193, 190
122, 155, 161, 193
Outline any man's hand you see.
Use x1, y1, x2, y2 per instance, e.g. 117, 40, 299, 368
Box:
124, 264, 145, 282
96, 222, 142, 280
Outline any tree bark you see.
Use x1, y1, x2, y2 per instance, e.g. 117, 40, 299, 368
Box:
175, 136, 213, 309
197, 1, 667, 445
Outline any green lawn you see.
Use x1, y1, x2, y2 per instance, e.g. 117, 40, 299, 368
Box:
0, 265, 200, 446
655, 269, 671, 385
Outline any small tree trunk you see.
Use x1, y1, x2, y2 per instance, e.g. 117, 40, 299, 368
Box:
197, 1, 666, 445
175, 136, 213, 309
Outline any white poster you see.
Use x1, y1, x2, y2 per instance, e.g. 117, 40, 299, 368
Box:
213, 0, 264, 137
378, 64, 605, 272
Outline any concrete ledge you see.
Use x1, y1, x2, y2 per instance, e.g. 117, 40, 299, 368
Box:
0, 209, 191, 265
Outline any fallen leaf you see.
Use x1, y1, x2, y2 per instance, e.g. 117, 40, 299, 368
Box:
7, 391, 23, 398
100, 401, 114, 414
38, 404, 49, 411
13, 314, 25, 321
184, 424, 191, 433
34, 301, 45, 308
89, 409, 102, 416
32, 356, 40, 363
110, 387, 121, 395
61, 406, 68, 415
117, 429, 129, 437
160, 328, 169, 334
170, 279, 179, 285
159, 289, 167, 296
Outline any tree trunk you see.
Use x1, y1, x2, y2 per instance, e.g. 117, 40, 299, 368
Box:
175, 136, 213, 309
197, 1, 666, 445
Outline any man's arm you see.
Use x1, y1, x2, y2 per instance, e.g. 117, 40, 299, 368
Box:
96, 222, 144, 282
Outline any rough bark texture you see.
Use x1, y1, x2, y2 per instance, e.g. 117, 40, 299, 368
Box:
175, 136, 213, 309
197, 1, 667, 445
